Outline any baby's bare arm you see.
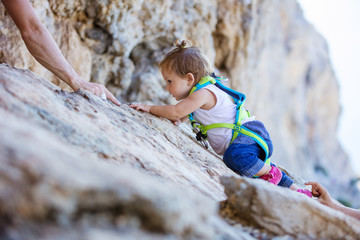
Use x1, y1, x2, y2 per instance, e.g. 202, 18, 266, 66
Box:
130, 89, 215, 122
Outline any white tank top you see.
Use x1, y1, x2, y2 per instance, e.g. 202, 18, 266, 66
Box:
193, 84, 236, 155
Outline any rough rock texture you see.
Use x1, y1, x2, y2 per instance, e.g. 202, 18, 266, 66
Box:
1, 63, 360, 239
1, 0, 355, 197
1, 0, 360, 237
221, 177, 360, 240
0, 64, 247, 240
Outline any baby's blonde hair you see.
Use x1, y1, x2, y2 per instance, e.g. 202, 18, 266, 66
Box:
159, 40, 213, 83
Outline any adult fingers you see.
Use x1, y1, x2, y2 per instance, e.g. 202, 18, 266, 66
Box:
84, 82, 104, 97
305, 182, 320, 196
90, 84, 120, 106
305, 182, 324, 192
305, 181, 317, 186
104, 88, 121, 106
90, 84, 103, 96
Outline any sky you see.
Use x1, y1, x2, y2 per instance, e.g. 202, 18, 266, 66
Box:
298, 0, 360, 175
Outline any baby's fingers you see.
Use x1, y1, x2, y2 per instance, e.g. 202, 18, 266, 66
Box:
129, 104, 139, 110
130, 104, 144, 112
173, 119, 181, 126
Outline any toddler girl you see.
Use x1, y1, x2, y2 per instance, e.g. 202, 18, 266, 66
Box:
130, 40, 312, 197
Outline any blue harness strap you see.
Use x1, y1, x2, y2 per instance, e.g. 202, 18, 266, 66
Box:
188, 75, 270, 165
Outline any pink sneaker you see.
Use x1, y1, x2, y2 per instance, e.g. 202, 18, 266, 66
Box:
259, 165, 282, 185
297, 189, 312, 198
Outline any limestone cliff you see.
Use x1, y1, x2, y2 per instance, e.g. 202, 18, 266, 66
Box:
1, 0, 354, 190
1, 0, 360, 238
1, 63, 360, 239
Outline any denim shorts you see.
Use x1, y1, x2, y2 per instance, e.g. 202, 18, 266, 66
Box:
223, 121, 293, 188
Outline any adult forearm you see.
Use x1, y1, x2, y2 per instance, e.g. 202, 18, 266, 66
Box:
332, 203, 360, 220
2, 0, 82, 90
21, 25, 81, 90
2, 0, 121, 105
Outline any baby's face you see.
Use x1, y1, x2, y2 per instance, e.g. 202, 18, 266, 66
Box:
161, 70, 193, 101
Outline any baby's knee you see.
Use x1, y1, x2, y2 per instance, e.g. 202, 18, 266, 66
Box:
223, 153, 263, 178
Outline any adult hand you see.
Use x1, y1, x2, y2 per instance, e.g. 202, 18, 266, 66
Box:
305, 181, 335, 207
306, 181, 360, 220
129, 103, 151, 112
2, 0, 120, 107
76, 80, 121, 106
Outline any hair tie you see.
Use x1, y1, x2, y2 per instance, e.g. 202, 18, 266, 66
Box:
174, 39, 192, 49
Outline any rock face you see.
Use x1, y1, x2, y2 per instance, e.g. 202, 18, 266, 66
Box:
1, 0, 360, 238
0, 0, 354, 193
1, 63, 360, 239
0, 64, 239, 239
221, 177, 360, 240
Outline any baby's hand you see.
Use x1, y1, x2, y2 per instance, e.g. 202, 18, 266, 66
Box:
173, 119, 181, 126
129, 103, 151, 112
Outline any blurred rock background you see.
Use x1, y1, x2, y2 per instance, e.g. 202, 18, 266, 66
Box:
1, 0, 359, 239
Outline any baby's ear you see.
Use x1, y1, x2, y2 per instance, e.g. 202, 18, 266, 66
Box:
186, 73, 195, 86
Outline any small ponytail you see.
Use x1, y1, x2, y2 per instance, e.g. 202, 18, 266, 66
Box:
174, 39, 192, 48
159, 40, 213, 84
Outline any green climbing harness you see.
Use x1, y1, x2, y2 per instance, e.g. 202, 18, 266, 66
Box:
188, 75, 270, 165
